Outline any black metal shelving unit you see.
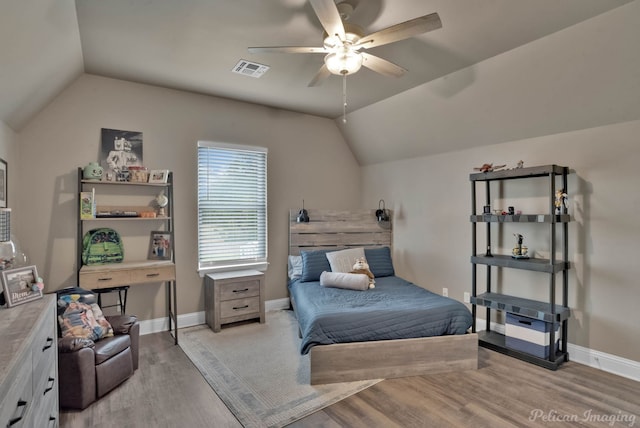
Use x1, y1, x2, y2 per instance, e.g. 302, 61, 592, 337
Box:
470, 164, 570, 370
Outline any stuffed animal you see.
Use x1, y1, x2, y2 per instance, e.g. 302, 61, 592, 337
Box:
351, 257, 375, 288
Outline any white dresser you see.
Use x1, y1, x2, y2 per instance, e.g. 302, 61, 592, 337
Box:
0, 294, 59, 427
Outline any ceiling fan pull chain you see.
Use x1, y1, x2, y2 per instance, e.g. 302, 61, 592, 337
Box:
342, 72, 347, 123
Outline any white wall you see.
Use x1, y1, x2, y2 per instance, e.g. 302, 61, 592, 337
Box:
0, 121, 17, 207
361, 120, 640, 362
357, 0, 640, 363
15, 74, 361, 319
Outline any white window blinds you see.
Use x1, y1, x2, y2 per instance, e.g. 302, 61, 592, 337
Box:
197, 141, 268, 273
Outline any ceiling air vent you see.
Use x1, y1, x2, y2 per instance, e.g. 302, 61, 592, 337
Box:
232, 60, 270, 78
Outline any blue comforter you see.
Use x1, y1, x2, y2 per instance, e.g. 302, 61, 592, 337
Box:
289, 275, 473, 354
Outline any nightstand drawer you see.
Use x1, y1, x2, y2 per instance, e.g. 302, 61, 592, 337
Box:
219, 279, 260, 301
130, 264, 176, 284
220, 297, 260, 319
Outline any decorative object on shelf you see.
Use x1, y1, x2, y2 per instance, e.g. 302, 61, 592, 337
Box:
79, 189, 96, 219
129, 166, 150, 183
1, 265, 42, 307
296, 200, 309, 223
82, 228, 124, 265
508, 206, 515, 215
101, 128, 143, 175
375, 199, 390, 222
82, 162, 104, 180
149, 231, 172, 260
516, 160, 524, 169
155, 190, 169, 217
555, 188, 568, 215
473, 163, 506, 173
512, 233, 529, 259
115, 166, 131, 182
483, 205, 491, 215
149, 169, 169, 184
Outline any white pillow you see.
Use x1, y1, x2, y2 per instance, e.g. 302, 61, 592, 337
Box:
325, 247, 365, 273
288, 255, 302, 279
320, 271, 370, 291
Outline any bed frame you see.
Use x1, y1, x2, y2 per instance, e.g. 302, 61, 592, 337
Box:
289, 209, 478, 384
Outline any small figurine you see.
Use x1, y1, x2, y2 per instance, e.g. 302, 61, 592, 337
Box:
155, 191, 169, 217
555, 189, 568, 215
473, 163, 506, 173
512, 233, 529, 259
516, 160, 524, 169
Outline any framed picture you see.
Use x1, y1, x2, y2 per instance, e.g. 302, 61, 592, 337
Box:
100, 128, 143, 173
148, 231, 172, 260
1, 266, 42, 307
148, 169, 169, 184
0, 158, 7, 208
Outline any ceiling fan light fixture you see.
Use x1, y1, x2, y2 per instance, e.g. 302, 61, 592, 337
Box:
325, 49, 363, 75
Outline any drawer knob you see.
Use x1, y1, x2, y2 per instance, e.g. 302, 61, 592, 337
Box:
233, 305, 249, 310
42, 336, 54, 352
232, 288, 249, 293
146, 272, 160, 277
9, 399, 28, 426
44, 377, 55, 394
98, 277, 113, 281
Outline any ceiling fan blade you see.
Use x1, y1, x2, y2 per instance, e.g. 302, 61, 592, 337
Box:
309, 0, 346, 40
248, 46, 328, 54
355, 12, 442, 50
308, 64, 331, 87
361, 52, 406, 78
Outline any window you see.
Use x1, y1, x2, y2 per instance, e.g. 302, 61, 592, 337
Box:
197, 141, 268, 273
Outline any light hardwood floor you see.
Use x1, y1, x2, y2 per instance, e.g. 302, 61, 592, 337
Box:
60, 331, 640, 428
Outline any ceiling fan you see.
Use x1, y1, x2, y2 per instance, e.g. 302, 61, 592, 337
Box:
248, 0, 442, 87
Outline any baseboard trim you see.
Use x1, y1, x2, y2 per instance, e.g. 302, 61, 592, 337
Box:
475, 318, 639, 382
139, 298, 291, 335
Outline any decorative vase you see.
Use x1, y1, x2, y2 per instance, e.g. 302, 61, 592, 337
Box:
83, 162, 104, 180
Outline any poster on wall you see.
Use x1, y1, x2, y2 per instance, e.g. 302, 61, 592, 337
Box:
100, 128, 143, 175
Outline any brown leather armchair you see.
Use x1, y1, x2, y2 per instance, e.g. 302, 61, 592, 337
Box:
56, 288, 139, 410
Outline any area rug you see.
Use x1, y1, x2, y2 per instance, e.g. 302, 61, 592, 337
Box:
179, 310, 381, 428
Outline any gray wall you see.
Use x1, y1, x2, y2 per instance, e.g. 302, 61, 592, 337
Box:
15, 74, 361, 318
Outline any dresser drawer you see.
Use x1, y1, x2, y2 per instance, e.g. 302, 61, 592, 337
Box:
27, 362, 57, 428
220, 296, 260, 319
130, 264, 176, 284
219, 279, 261, 301
0, 359, 33, 428
80, 269, 131, 289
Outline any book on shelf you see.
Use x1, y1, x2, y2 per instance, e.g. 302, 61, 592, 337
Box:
80, 189, 96, 219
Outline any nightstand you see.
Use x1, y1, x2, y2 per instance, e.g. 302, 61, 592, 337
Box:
204, 270, 265, 332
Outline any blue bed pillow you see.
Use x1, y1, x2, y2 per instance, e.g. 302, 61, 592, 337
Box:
365, 247, 395, 277
300, 249, 332, 282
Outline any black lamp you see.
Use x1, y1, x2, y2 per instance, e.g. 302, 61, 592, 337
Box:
296, 200, 309, 223
375, 199, 390, 222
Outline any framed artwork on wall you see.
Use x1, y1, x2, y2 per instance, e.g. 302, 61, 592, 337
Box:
1, 265, 42, 308
148, 231, 172, 260
0, 158, 7, 208
100, 128, 143, 173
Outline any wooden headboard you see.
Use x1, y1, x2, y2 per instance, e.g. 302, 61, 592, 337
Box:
288, 209, 392, 255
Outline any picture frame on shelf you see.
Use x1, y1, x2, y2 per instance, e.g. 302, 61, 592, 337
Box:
148, 231, 172, 260
1, 265, 42, 308
0, 158, 7, 208
148, 169, 169, 184
100, 128, 143, 174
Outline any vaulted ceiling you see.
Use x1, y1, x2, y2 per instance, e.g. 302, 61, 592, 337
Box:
0, 0, 635, 160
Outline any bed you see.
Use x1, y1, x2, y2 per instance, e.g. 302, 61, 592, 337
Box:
288, 209, 478, 384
